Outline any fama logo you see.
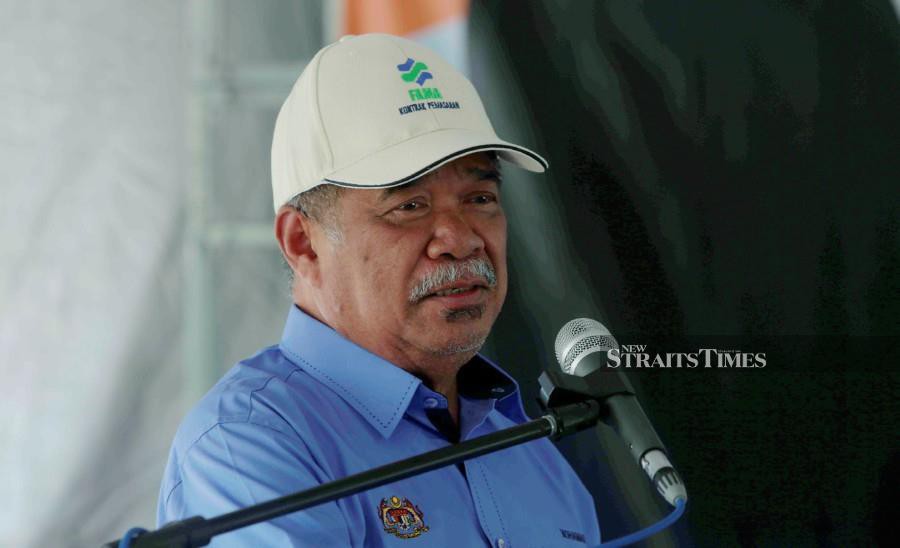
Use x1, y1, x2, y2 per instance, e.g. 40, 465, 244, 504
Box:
397, 57, 441, 102
397, 57, 433, 85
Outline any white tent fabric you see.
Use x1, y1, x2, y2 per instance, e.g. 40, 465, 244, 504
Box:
0, 2, 185, 545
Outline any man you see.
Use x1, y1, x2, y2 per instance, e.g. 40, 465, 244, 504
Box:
159, 33, 601, 546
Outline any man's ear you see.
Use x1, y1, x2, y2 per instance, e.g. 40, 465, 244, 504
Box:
275, 206, 320, 286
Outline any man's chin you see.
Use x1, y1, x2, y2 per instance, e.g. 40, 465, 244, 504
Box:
408, 300, 498, 356
416, 325, 489, 357
423, 337, 486, 357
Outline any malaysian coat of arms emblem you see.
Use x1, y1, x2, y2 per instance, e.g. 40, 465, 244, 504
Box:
378, 496, 430, 539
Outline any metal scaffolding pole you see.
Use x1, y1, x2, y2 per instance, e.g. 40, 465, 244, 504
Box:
183, 1, 322, 405
183, 0, 218, 405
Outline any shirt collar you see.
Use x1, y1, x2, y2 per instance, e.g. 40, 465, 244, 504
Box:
278, 305, 528, 438
279, 305, 420, 438
462, 354, 529, 425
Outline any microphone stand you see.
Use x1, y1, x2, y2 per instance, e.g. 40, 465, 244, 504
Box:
103, 400, 602, 548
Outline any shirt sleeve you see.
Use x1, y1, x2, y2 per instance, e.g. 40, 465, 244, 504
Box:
158, 420, 355, 547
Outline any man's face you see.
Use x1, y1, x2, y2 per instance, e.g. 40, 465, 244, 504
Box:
311, 153, 507, 370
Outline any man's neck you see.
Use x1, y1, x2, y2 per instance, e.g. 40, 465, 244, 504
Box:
292, 301, 469, 425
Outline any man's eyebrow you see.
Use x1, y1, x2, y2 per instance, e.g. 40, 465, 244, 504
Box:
377, 179, 425, 203
469, 166, 503, 185
376, 165, 503, 203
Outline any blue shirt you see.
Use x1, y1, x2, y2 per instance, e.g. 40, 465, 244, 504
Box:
158, 305, 601, 547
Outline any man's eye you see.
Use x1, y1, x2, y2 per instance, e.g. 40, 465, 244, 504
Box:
471, 194, 497, 204
397, 201, 425, 212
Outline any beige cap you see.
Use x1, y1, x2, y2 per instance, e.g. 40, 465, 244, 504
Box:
271, 33, 547, 211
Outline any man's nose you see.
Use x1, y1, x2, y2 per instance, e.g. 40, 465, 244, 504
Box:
426, 210, 484, 260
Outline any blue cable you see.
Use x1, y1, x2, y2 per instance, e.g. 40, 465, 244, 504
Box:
595, 497, 686, 548
118, 526, 148, 548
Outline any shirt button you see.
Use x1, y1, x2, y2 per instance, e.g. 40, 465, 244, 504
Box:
496, 538, 506, 548
423, 397, 439, 409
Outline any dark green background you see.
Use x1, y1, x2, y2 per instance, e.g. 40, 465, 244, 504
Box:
472, 1, 899, 545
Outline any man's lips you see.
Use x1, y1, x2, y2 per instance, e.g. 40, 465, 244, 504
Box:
421, 281, 489, 306
426, 279, 487, 296
424, 286, 486, 307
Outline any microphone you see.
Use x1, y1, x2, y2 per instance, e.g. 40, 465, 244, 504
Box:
553, 318, 687, 507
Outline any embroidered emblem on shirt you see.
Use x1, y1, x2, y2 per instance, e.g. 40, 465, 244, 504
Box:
378, 496, 430, 539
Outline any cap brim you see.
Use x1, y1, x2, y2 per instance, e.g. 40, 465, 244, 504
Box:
322, 128, 547, 188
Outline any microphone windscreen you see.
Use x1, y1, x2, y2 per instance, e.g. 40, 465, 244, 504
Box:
554, 318, 619, 375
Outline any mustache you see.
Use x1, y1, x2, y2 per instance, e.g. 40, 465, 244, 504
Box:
408, 257, 498, 303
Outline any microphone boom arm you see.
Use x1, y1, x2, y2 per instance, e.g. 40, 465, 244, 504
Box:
103, 400, 602, 548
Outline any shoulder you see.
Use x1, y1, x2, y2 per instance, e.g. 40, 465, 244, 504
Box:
157, 352, 359, 542
159, 346, 345, 516
170, 345, 334, 455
